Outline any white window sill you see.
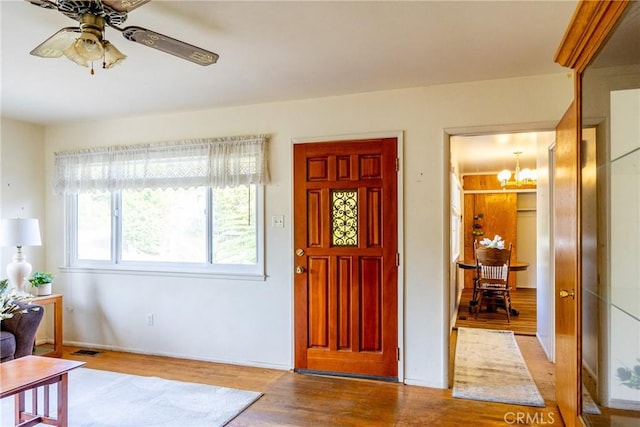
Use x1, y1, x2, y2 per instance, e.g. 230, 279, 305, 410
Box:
59, 265, 266, 281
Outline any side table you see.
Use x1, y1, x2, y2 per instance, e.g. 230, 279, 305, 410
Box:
1, 355, 85, 427
31, 294, 63, 358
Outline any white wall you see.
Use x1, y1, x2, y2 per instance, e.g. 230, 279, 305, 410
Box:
29, 73, 574, 388
535, 131, 556, 361
516, 192, 537, 288
0, 117, 48, 337
0, 117, 46, 269
449, 171, 463, 328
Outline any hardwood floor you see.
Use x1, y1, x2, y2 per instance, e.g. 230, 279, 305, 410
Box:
59, 333, 560, 426
454, 287, 537, 336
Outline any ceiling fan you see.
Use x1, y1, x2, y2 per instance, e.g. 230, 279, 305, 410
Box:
24, 0, 219, 73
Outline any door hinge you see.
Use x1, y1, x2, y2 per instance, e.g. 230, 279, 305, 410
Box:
397, 347, 401, 361
396, 158, 400, 172
396, 253, 400, 266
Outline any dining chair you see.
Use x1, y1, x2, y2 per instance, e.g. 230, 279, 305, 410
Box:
473, 242, 513, 322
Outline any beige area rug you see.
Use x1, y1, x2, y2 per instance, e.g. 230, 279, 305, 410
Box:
453, 327, 545, 407
0, 368, 263, 426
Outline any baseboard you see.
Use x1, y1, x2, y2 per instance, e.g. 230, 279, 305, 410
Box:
582, 359, 597, 384
450, 286, 465, 330
606, 398, 640, 411
64, 340, 291, 371
404, 378, 447, 389
536, 333, 554, 362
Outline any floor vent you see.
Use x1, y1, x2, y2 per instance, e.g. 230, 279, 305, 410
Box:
72, 349, 102, 356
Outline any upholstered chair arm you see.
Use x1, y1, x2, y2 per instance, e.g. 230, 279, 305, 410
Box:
1, 302, 45, 359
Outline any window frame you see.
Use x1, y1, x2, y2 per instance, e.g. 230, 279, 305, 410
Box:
63, 185, 266, 281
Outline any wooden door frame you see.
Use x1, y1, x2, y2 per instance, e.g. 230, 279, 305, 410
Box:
291, 131, 405, 382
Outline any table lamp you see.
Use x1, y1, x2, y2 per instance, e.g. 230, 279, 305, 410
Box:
0, 218, 42, 293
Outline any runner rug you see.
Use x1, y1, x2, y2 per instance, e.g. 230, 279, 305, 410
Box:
452, 327, 545, 407
0, 367, 263, 426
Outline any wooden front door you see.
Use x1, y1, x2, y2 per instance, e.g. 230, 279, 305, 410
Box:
554, 102, 580, 426
293, 138, 398, 379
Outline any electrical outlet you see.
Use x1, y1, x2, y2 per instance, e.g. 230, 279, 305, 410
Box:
146, 313, 154, 326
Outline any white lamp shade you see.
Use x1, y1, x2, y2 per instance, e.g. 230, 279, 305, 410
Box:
497, 170, 512, 182
520, 168, 532, 181
0, 218, 42, 247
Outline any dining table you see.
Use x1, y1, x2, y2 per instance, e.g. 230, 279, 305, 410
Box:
456, 259, 530, 271
456, 259, 530, 316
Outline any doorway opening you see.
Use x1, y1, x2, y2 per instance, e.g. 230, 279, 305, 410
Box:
447, 128, 558, 402
449, 130, 555, 348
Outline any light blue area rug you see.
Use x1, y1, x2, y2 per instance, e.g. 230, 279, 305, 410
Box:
0, 367, 262, 426
453, 327, 545, 407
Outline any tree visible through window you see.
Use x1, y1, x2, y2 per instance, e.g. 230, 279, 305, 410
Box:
212, 185, 257, 264
77, 192, 111, 261
73, 185, 261, 275
121, 188, 207, 263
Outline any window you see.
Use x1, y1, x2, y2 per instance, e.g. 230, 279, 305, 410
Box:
77, 191, 111, 261
70, 185, 262, 276
120, 187, 208, 263
56, 135, 269, 278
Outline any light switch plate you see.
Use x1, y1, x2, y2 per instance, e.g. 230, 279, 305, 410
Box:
271, 215, 284, 228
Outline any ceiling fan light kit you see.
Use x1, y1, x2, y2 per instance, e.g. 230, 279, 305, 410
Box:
25, 0, 218, 73
61, 13, 105, 66
102, 40, 126, 68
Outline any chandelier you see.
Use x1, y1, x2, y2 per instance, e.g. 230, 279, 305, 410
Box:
63, 14, 126, 72
497, 151, 537, 188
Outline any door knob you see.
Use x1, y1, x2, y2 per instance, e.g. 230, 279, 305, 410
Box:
559, 289, 575, 299
295, 266, 306, 274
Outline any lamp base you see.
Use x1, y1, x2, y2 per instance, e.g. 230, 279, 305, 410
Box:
6, 248, 33, 294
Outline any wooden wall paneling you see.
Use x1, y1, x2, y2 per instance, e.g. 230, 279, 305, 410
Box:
462, 192, 518, 289
463, 175, 500, 191
475, 193, 518, 261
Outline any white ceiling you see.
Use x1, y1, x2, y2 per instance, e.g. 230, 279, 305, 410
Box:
0, 0, 578, 126
451, 131, 555, 175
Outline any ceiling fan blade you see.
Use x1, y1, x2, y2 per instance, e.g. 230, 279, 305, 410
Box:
30, 27, 80, 58
121, 26, 218, 66
23, 0, 58, 10
101, 0, 151, 13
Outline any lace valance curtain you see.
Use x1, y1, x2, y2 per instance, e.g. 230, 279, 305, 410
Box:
53, 135, 269, 194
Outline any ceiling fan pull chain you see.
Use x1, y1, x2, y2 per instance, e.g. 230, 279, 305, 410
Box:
90, 61, 95, 75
